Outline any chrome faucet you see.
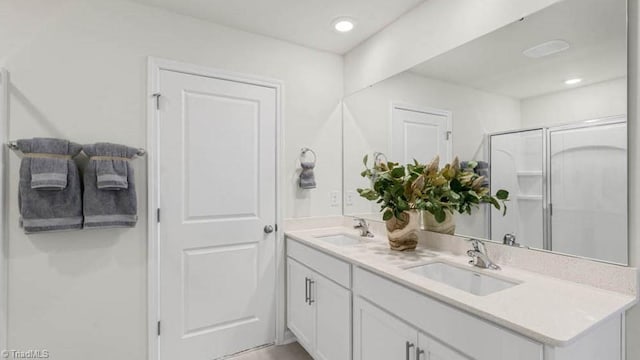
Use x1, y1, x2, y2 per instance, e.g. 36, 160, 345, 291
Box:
353, 218, 374, 237
467, 239, 500, 270
503, 233, 519, 247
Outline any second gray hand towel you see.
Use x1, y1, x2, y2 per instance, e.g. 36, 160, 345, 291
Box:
28, 138, 71, 190
17, 138, 83, 233
83, 143, 139, 228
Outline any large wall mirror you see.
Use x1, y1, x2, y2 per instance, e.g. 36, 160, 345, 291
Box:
342, 0, 628, 265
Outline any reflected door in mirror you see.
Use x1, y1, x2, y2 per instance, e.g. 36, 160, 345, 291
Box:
391, 105, 452, 164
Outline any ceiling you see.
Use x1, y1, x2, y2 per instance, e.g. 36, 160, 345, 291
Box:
130, 0, 425, 54
410, 0, 627, 99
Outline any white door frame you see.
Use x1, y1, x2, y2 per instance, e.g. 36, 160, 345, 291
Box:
0, 68, 8, 355
389, 102, 453, 163
146, 57, 285, 360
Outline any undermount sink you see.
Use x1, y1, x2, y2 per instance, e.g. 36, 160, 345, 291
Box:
406, 262, 518, 296
314, 234, 367, 246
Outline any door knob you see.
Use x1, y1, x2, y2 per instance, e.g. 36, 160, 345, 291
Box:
264, 225, 274, 234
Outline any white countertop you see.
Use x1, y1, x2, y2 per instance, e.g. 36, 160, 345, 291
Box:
285, 226, 637, 347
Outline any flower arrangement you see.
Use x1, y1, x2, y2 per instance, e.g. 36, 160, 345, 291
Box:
357, 155, 509, 223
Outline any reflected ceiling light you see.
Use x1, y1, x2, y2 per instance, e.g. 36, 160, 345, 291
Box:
333, 17, 356, 33
564, 78, 583, 85
523, 40, 570, 58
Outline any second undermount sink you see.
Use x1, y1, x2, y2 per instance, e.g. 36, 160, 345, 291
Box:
406, 262, 518, 296
314, 234, 367, 246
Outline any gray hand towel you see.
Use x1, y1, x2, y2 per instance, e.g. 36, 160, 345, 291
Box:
460, 160, 490, 187
17, 138, 83, 233
299, 162, 316, 189
83, 143, 138, 228
19, 138, 72, 190
89, 143, 137, 190
475, 161, 490, 187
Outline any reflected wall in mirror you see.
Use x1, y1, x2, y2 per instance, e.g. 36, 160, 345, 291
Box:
342, 0, 628, 264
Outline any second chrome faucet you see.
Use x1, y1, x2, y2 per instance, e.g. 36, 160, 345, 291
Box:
467, 239, 501, 270
353, 218, 374, 238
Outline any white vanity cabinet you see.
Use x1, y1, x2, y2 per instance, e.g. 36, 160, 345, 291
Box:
353, 296, 469, 360
286, 239, 352, 360
287, 258, 316, 347
286, 236, 627, 360
353, 267, 624, 360
353, 296, 418, 360
418, 332, 471, 360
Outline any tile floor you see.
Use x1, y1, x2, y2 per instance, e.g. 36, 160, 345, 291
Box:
229, 342, 312, 360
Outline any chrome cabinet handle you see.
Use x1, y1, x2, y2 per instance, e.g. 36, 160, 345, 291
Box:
264, 225, 274, 234
405, 341, 414, 360
308, 279, 315, 305
416, 347, 425, 360
304, 277, 310, 304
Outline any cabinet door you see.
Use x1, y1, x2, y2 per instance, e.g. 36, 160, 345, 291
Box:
287, 258, 315, 350
354, 297, 417, 360
417, 332, 471, 360
316, 276, 351, 360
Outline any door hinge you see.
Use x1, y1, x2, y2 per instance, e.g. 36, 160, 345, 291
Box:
157, 321, 161, 336
445, 131, 452, 140
549, 203, 553, 216
275, 224, 278, 232
157, 208, 161, 223
152, 93, 161, 110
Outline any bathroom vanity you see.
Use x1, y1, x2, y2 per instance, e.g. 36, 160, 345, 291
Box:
285, 223, 637, 360
286, 0, 636, 358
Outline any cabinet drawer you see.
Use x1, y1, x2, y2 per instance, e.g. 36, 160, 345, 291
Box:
354, 267, 543, 360
287, 238, 351, 288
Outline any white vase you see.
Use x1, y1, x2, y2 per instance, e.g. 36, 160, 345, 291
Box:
385, 210, 420, 251
421, 210, 456, 235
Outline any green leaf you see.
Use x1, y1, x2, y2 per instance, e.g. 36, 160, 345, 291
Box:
488, 197, 500, 209
496, 189, 509, 200
363, 154, 369, 167
391, 166, 405, 178
397, 198, 408, 211
434, 208, 446, 223
450, 178, 463, 192
358, 189, 379, 201
382, 209, 393, 221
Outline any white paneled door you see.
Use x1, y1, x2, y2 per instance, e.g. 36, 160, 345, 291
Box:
391, 105, 452, 165
158, 69, 277, 359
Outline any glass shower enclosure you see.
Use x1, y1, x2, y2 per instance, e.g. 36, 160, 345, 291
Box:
489, 117, 627, 264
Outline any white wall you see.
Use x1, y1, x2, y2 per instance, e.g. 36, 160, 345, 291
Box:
0, 0, 343, 359
343, 71, 521, 237
343, 0, 562, 94
521, 78, 627, 127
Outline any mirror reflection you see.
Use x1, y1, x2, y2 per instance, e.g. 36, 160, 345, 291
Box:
342, 0, 628, 264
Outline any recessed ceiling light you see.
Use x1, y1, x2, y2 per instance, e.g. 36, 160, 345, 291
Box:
333, 17, 356, 33
564, 78, 583, 85
523, 40, 570, 58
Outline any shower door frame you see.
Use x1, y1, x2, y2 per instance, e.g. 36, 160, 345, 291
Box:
546, 115, 627, 263
488, 114, 628, 265
488, 126, 548, 250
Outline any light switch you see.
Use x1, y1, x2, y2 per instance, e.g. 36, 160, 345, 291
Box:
330, 191, 340, 207
345, 191, 355, 206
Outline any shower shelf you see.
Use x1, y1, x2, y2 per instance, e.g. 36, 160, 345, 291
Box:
516, 171, 543, 177
517, 194, 543, 201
